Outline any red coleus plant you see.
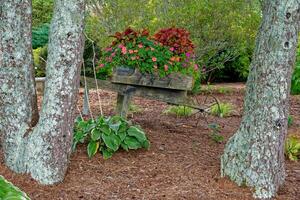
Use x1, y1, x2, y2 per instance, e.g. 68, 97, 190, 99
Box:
110, 27, 150, 46
153, 27, 194, 55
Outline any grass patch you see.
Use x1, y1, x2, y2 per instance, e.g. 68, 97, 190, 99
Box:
163, 105, 194, 117
210, 102, 233, 117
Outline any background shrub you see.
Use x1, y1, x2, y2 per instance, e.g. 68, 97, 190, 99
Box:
291, 44, 300, 95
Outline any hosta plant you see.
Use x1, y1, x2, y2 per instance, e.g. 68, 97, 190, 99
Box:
97, 27, 199, 78
0, 175, 30, 200
73, 115, 150, 159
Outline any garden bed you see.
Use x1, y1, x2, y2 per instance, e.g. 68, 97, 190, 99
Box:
0, 86, 299, 200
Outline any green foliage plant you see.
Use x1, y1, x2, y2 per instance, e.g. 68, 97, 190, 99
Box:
97, 27, 199, 78
32, 23, 50, 49
0, 175, 30, 200
288, 115, 293, 128
73, 115, 150, 159
163, 105, 194, 117
33, 46, 48, 77
208, 123, 224, 143
291, 44, 300, 95
285, 135, 300, 161
210, 102, 233, 117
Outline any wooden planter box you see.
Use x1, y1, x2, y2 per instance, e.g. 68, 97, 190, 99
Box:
111, 67, 194, 91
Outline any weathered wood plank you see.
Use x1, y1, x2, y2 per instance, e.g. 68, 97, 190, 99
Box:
111, 67, 194, 91
81, 77, 191, 105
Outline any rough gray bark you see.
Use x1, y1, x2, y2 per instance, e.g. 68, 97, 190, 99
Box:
0, 0, 39, 169
221, 0, 300, 199
0, 0, 85, 184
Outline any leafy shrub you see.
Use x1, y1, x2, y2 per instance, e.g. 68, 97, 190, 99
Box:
163, 105, 194, 117
208, 123, 224, 143
291, 45, 300, 95
98, 27, 199, 78
153, 27, 194, 55
285, 135, 300, 161
32, 0, 53, 27
82, 38, 102, 78
33, 46, 48, 77
32, 40, 103, 78
210, 102, 233, 117
73, 116, 150, 159
0, 175, 30, 200
32, 23, 50, 49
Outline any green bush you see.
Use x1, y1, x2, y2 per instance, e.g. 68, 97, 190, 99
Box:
32, 0, 53, 27
291, 45, 300, 95
32, 23, 50, 49
73, 116, 150, 159
0, 176, 30, 200
33, 46, 48, 77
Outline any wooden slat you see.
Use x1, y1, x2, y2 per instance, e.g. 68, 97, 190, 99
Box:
111, 67, 193, 91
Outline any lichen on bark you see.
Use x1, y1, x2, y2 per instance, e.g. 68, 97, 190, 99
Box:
1, 0, 85, 184
221, 0, 300, 199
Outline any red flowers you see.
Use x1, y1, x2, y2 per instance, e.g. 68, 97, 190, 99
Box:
152, 57, 157, 62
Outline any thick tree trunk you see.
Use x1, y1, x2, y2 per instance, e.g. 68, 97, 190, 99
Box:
1, 0, 85, 184
25, 0, 85, 184
0, 0, 39, 170
221, 1, 299, 199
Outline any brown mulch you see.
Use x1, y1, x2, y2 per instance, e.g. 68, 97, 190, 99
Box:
0, 86, 300, 200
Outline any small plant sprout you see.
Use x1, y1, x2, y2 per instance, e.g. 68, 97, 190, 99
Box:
129, 103, 143, 114
163, 105, 194, 117
288, 115, 293, 128
285, 135, 300, 161
210, 102, 233, 117
208, 123, 224, 143
218, 87, 233, 94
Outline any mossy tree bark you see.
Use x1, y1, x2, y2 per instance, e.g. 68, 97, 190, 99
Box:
0, 0, 85, 184
221, 0, 299, 199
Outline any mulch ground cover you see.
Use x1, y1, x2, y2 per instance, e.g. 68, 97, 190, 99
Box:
1, 86, 300, 200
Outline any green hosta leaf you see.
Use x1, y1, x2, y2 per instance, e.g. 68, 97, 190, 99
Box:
109, 121, 122, 133
100, 124, 111, 135
124, 136, 142, 150
102, 133, 121, 151
121, 143, 129, 151
102, 148, 114, 159
118, 123, 128, 133
74, 131, 86, 143
91, 128, 102, 141
87, 141, 100, 158
142, 140, 150, 150
127, 126, 147, 143
0, 176, 30, 200
118, 131, 127, 142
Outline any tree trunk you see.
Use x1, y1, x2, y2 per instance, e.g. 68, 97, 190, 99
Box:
0, 0, 39, 170
221, 1, 299, 199
0, 0, 85, 184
